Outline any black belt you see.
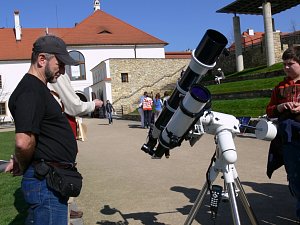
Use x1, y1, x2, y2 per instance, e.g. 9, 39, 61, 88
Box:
33, 160, 76, 169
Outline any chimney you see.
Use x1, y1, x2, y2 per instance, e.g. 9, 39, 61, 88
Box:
94, 0, 100, 11
14, 10, 22, 41
247, 28, 254, 36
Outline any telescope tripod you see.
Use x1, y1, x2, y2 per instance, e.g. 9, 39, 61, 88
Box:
184, 146, 259, 225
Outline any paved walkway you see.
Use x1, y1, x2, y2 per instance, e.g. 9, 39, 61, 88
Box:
73, 118, 298, 225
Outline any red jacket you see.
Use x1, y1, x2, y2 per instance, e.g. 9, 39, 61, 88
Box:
142, 97, 153, 111
266, 77, 300, 118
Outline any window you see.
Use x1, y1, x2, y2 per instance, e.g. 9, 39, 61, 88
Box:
0, 102, 5, 115
65, 51, 86, 81
0, 75, 2, 89
121, 73, 129, 83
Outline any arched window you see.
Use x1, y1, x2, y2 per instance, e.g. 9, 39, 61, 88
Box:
66, 51, 86, 81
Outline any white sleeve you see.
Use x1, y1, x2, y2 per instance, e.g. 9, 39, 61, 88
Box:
48, 75, 95, 116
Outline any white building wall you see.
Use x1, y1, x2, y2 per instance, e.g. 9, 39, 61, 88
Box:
0, 61, 30, 95
0, 61, 30, 122
105, 82, 112, 102
90, 60, 110, 102
135, 46, 165, 58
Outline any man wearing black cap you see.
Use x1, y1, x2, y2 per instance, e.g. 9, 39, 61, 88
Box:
8, 35, 80, 225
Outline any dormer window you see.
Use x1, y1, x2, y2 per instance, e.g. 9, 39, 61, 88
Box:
98, 30, 112, 34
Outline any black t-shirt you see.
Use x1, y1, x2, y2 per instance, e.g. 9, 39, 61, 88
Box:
9, 73, 77, 163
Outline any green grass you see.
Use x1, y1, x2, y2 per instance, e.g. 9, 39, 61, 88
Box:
0, 131, 28, 225
202, 63, 284, 82
225, 62, 283, 78
211, 98, 270, 117
0, 131, 14, 159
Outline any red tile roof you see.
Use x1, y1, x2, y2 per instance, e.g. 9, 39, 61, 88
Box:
0, 10, 168, 61
165, 52, 191, 59
228, 31, 264, 51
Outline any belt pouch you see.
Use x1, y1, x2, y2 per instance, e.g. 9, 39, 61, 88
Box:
46, 166, 83, 198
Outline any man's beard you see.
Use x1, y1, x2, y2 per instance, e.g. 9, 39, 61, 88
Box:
45, 63, 58, 83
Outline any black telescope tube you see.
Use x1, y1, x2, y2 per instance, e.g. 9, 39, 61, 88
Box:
154, 29, 227, 131
194, 29, 228, 65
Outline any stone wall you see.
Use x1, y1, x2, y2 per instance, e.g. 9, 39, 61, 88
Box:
108, 58, 190, 113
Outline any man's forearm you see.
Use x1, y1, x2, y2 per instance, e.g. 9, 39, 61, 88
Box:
15, 133, 36, 172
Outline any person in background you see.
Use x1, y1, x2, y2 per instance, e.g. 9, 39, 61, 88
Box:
162, 91, 170, 106
142, 93, 153, 129
105, 100, 115, 124
49, 74, 103, 137
153, 93, 163, 122
266, 46, 300, 222
48, 71, 103, 221
162, 91, 171, 158
214, 68, 225, 85
138, 92, 147, 128
7, 35, 80, 225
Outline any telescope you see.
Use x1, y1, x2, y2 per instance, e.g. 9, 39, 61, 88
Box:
139, 28, 279, 225
141, 29, 228, 156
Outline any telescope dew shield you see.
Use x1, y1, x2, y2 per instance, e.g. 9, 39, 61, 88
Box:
142, 29, 228, 153
154, 85, 211, 157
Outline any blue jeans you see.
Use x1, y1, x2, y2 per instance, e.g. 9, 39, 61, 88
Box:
143, 110, 152, 128
282, 141, 300, 219
107, 112, 113, 124
22, 166, 68, 225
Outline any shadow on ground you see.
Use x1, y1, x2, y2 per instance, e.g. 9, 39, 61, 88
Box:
96, 182, 298, 225
127, 124, 145, 129
171, 181, 298, 225
97, 205, 168, 225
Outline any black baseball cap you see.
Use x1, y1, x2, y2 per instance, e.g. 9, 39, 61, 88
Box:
32, 35, 79, 65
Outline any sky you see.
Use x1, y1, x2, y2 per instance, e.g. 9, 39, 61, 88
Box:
1, 0, 300, 51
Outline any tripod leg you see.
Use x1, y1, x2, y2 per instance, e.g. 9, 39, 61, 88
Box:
184, 181, 209, 225
227, 182, 241, 225
235, 178, 259, 225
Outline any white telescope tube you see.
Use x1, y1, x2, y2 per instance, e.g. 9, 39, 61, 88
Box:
155, 85, 211, 157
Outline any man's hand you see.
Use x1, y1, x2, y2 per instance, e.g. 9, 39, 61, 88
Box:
290, 102, 300, 114
277, 102, 295, 112
93, 99, 103, 109
4, 155, 22, 176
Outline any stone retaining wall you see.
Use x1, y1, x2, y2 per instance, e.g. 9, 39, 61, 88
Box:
109, 58, 189, 113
